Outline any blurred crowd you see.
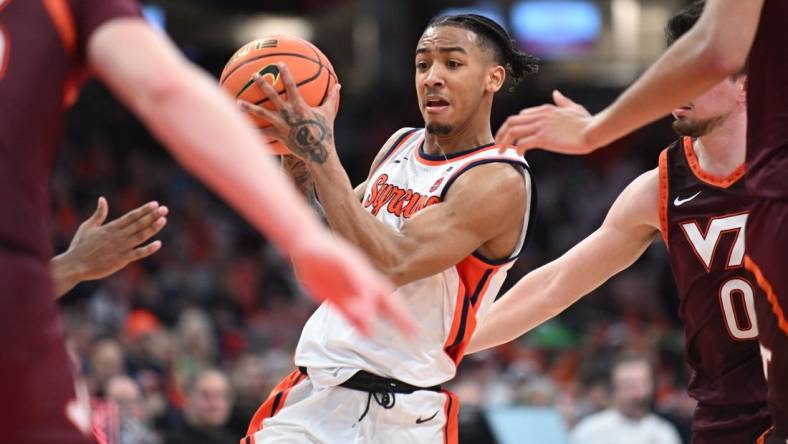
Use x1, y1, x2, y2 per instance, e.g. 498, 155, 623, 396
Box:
54, 48, 696, 442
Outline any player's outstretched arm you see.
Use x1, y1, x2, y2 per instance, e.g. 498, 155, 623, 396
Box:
87, 19, 414, 336
497, 0, 764, 155
467, 169, 661, 354
50, 197, 167, 298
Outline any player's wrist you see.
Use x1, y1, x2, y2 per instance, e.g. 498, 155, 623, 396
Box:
50, 252, 86, 290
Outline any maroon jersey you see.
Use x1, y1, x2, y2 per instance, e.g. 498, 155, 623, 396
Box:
0, 0, 140, 261
745, 0, 788, 199
658, 137, 770, 432
0, 1, 139, 442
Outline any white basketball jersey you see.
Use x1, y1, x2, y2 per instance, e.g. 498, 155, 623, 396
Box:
295, 128, 536, 389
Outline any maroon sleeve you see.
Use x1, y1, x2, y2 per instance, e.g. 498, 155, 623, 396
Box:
72, 0, 142, 55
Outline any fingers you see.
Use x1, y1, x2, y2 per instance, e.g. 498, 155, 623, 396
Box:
552, 89, 573, 107
130, 240, 163, 261
321, 83, 341, 115
115, 201, 160, 230
86, 196, 109, 227
377, 292, 417, 338
276, 63, 305, 109
511, 134, 540, 153
338, 301, 372, 337
239, 100, 283, 128
253, 73, 287, 110
127, 207, 168, 245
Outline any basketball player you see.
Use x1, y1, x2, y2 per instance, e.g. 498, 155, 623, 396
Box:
51, 198, 168, 298
469, 7, 773, 443
0, 1, 413, 443
493, 0, 787, 441
238, 14, 538, 443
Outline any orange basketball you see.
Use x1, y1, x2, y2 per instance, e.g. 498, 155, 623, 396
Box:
220, 35, 338, 155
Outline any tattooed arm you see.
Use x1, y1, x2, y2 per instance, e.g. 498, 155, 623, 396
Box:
239, 65, 527, 287
281, 155, 325, 218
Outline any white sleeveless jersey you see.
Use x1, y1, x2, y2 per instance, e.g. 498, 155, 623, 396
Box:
295, 128, 536, 388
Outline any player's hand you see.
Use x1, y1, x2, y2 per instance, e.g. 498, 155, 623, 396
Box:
289, 229, 417, 337
59, 197, 167, 284
496, 90, 598, 155
238, 62, 340, 164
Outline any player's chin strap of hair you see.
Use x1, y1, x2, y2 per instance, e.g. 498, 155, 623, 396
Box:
300, 367, 442, 422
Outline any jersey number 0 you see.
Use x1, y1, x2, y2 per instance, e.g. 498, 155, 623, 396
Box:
680, 213, 758, 341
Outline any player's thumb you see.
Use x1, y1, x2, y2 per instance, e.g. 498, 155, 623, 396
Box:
552, 89, 577, 108
89, 196, 109, 226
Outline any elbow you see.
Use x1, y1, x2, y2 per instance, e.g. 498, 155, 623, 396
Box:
699, 34, 748, 78
136, 62, 195, 116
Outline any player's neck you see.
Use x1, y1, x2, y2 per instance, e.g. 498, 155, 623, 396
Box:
693, 114, 746, 177
423, 122, 494, 156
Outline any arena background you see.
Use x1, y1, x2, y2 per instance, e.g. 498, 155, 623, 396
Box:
56, 1, 700, 442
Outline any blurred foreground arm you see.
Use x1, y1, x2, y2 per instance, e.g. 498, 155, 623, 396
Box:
86, 19, 413, 335
497, 0, 763, 154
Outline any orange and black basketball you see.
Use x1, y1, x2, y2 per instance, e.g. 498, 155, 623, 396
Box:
220, 35, 338, 154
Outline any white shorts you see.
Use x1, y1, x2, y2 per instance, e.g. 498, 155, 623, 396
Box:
243, 370, 459, 444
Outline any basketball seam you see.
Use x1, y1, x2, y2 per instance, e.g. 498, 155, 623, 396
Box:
303, 42, 332, 106
220, 52, 322, 86
251, 67, 326, 107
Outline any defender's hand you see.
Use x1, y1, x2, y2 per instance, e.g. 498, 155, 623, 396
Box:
239, 62, 340, 164
61, 197, 167, 283
496, 90, 597, 155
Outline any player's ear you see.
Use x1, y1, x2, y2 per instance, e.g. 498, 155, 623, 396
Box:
487, 65, 505, 93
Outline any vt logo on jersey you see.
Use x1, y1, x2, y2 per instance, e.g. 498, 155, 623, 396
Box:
679, 212, 748, 272
679, 212, 757, 340
364, 174, 440, 218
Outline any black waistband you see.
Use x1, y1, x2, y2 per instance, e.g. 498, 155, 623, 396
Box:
298, 367, 441, 394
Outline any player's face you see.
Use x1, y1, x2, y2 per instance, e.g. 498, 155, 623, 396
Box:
672, 76, 746, 137
415, 26, 501, 136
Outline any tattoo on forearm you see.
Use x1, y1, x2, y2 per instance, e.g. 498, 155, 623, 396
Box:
280, 110, 330, 164
282, 155, 326, 219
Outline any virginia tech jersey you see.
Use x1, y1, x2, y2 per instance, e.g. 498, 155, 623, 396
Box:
295, 128, 536, 388
659, 137, 769, 431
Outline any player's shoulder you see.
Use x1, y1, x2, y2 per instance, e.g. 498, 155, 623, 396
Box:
382, 127, 421, 150
612, 167, 660, 229
368, 127, 421, 172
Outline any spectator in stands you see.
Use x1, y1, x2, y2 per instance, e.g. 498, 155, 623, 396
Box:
570, 354, 681, 444
164, 369, 235, 444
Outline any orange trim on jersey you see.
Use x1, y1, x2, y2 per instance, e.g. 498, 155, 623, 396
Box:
244, 369, 306, 438
42, 0, 77, 56
442, 390, 459, 444
414, 142, 503, 166
371, 129, 420, 175
443, 258, 502, 365
756, 426, 774, 444
442, 278, 467, 365
658, 149, 670, 247
744, 255, 788, 335
682, 137, 744, 188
